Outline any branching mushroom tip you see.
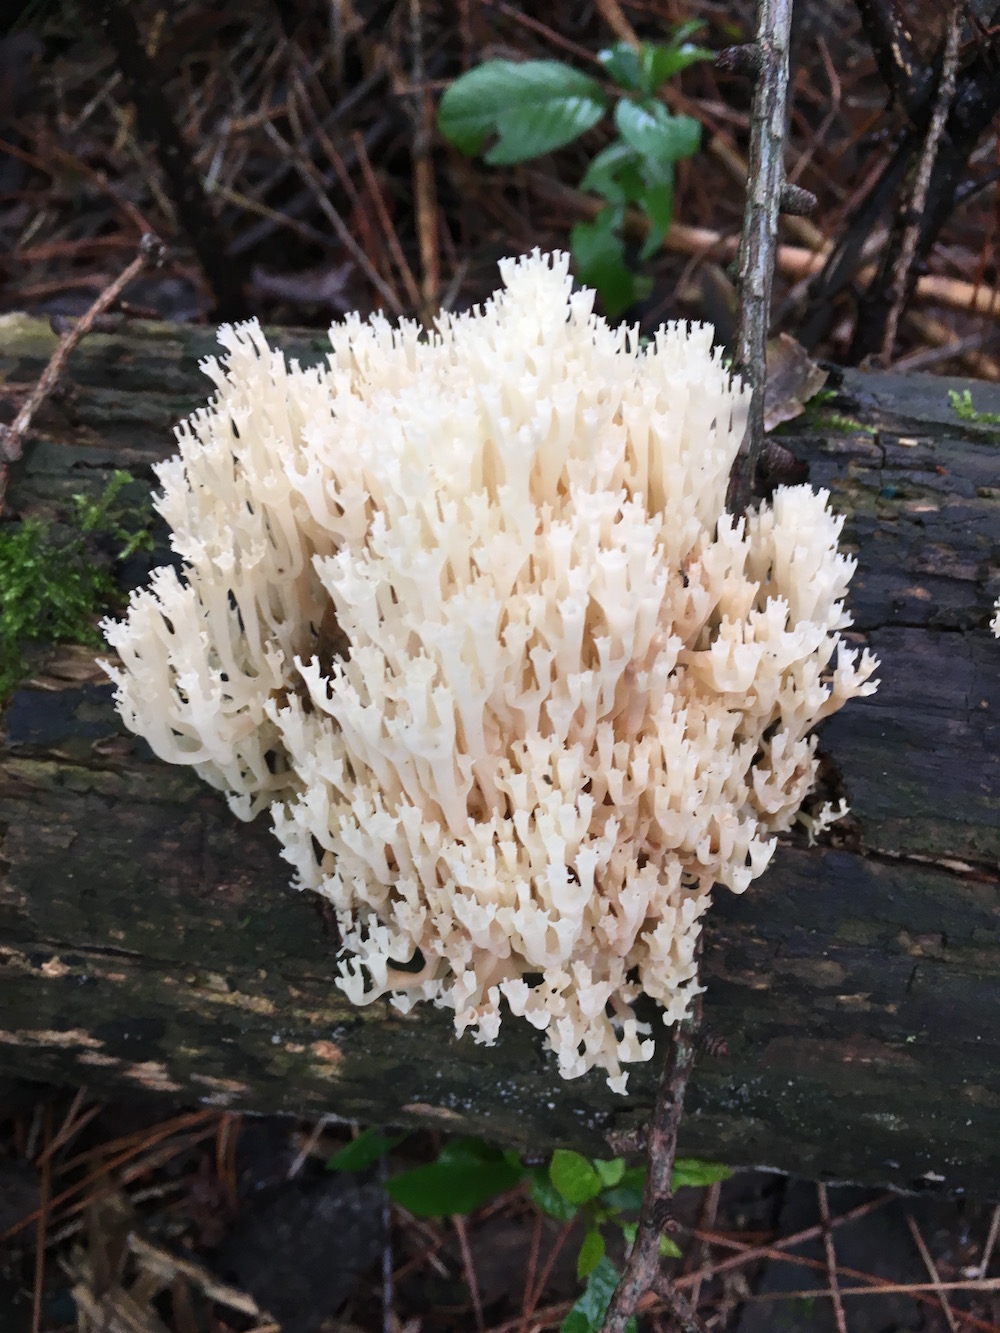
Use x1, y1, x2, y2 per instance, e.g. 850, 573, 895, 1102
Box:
101, 251, 878, 1092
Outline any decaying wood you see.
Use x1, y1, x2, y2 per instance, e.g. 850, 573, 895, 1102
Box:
0, 315, 998, 1192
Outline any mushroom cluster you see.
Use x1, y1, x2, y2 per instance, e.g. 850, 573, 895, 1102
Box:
102, 251, 878, 1091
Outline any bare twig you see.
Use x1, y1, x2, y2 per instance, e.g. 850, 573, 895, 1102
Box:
0, 233, 165, 515
684, 1179, 722, 1316
601, 1002, 705, 1333
879, 4, 963, 364
524, 1217, 577, 1321
906, 1212, 959, 1333
852, 0, 931, 116
454, 1212, 485, 1333
976, 1204, 1000, 1280
262, 121, 404, 315
743, 1275, 1000, 1299
817, 1182, 848, 1333
78, 0, 245, 320
31, 1107, 53, 1333
677, 1192, 897, 1288
724, 0, 795, 516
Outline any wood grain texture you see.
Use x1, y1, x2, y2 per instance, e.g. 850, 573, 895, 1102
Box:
1, 314, 998, 1190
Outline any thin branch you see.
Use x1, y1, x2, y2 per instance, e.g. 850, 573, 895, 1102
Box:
601, 1001, 706, 1333
0, 233, 165, 515
906, 1212, 959, 1333
817, 1182, 848, 1333
852, 0, 932, 116
878, 3, 962, 364
724, 0, 795, 516
78, 0, 247, 320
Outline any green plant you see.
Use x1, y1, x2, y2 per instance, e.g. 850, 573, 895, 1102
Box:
438, 24, 713, 317
329, 1130, 730, 1332
0, 469, 153, 701
948, 387, 1000, 428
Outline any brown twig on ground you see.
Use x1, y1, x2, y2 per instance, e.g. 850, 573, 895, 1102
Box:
601, 1002, 705, 1333
76, 0, 246, 320
906, 1211, 960, 1333
724, 0, 795, 516
454, 1212, 485, 1333
683, 1213, 999, 1331
31, 1106, 53, 1333
817, 1181, 848, 1333
0, 232, 165, 516
975, 1204, 1000, 1280
263, 120, 405, 315
522, 1216, 578, 1326
879, 4, 963, 364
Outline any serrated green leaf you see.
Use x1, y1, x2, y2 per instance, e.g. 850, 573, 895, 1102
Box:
570, 215, 648, 319
614, 99, 701, 166
560, 1257, 621, 1333
594, 1158, 626, 1189
577, 1224, 606, 1279
438, 60, 606, 164
672, 1158, 733, 1189
327, 1127, 406, 1172
639, 39, 714, 94
598, 42, 640, 90
386, 1138, 524, 1217
550, 1149, 604, 1205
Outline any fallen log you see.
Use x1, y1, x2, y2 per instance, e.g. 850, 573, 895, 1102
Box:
0, 312, 997, 1192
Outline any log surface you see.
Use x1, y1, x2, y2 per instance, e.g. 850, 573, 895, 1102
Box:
1, 314, 998, 1192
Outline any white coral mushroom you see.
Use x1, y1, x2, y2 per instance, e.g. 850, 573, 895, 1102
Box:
102, 251, 878, 1093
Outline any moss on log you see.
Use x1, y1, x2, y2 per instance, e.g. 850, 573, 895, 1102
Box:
0, 313, 998, 1191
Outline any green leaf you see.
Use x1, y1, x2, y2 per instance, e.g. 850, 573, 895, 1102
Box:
639, 39, 715, 95
386, 1138, 525, 1217
327, 1127, 406, 1172
570, 214, 649, 319
672, 1158, 733, 1189
550, 1149, 604, 1205
598, 42, 640, 90
671, 19, 710, 43
594, 1157, 626, 1189
597, 1165, 645, 1214
560, 1257, 622, 1333
438, 60, 606, 164
531, 1171, 579, 1222
638, 176, 674, 260
659, 1233, 683, 1259
614, 99, 701, 166
579, 141, 638, 204
577, 1224, 606, 1279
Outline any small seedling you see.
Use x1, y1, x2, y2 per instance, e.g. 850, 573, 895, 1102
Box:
948, 388, 1000, 429
438, 24, 713, 317
329, 1131, 730, 1332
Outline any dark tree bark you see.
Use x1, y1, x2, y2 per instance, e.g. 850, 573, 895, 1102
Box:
0, 315, 998, 1192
